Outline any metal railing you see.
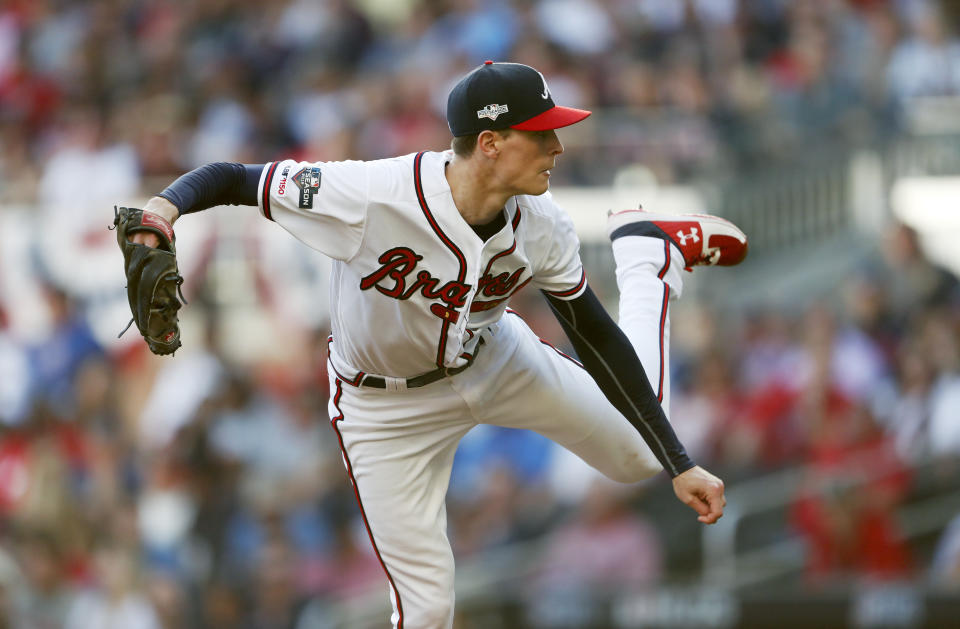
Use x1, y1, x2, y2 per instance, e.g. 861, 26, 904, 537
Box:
702, 455, 960, 591
715, 156, 851, 255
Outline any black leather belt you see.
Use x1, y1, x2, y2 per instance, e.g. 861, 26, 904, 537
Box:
360, 338, 484, 389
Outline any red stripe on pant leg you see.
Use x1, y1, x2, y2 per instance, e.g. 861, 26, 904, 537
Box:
657, 284, 669, 403
329, 379, 404, 628
655, 241, 671, 401
538, 339, 584, 369
657, 238, 670, 279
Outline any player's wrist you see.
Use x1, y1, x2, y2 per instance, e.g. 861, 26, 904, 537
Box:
669, 459, 698, 480
143, 196, 180, 224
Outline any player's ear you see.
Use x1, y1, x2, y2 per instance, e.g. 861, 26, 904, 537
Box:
476, 130, 500, 159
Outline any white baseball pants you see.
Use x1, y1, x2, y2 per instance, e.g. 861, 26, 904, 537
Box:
327, 235, 684, 629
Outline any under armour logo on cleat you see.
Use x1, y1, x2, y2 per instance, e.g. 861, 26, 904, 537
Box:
676, 227, 700, 245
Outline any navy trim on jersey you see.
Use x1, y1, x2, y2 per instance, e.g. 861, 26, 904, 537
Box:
414, 151, 468, 367
330, 379, 405, 628
482, 241, 516, 275
262, 161, 280, 221
413, 153, 467, 282
468, 201, 529, 312
482, 232, 517, 276
545, 268, 586, 299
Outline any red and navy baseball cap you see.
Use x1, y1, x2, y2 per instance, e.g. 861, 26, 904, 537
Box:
446, 61, 591, 137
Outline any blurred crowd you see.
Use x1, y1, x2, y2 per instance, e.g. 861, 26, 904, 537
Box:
3, 0, 960, 627
7, 221, 960, 628
669, 222, 960, 583
4, 0, 960, 204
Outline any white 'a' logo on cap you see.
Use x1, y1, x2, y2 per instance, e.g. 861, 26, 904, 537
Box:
477, 104, 509, 121
537, 70, 551, 100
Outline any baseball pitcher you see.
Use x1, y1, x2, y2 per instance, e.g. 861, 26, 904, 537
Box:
118, 61, 748, 629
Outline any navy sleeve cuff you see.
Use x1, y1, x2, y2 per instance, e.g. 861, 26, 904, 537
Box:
159, 163, 264, 214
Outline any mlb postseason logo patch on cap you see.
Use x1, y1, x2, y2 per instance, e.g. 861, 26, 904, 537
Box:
477, 104, 509, 121
446, 61, 591, 137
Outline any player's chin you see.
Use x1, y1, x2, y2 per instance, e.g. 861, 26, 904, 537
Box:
528, 174, 551, 195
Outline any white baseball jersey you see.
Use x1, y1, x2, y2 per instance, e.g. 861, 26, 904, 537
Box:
256, 150, 587, 379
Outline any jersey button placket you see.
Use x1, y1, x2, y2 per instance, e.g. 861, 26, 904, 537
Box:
453, 257, 483, 357
457, 280, 479, 346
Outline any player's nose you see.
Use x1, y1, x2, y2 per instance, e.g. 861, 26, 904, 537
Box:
548, 130, 563, 156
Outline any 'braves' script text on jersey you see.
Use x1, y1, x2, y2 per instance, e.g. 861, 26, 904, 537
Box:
258, 150, 587, 379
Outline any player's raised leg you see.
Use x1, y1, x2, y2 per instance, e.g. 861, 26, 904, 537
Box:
608, 208, 748, 412
455, 314, 665, 482
462, 209, 747, 485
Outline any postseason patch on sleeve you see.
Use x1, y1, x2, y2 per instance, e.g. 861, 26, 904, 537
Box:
292, 166, 322, 208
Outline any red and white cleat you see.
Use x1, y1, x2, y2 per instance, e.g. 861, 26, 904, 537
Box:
607, 208, 749, 270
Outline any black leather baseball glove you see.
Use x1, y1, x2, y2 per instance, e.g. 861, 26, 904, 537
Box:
112, 206, 186, 355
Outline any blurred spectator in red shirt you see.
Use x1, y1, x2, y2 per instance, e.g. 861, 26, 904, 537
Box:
791, 392, 913, 582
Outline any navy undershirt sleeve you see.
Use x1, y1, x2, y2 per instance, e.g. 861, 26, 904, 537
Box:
542, 286, 695, 478
158, 162, 264, 214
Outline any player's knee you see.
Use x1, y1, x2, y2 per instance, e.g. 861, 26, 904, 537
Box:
606, 452, 662, 484
629, 460, 664, 483
609, 465, 662, 484
411, 603, 454, 629
408, 582, 455, 628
